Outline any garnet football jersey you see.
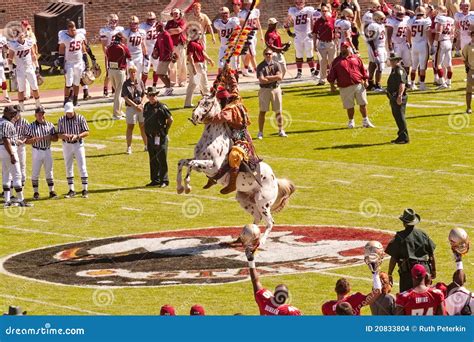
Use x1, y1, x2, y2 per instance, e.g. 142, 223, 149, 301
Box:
396, 287, 445, 315
254, 288, 279, 316
322, 292, 367, 315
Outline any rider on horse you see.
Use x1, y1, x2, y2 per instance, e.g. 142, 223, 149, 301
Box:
203, 65, 260, 194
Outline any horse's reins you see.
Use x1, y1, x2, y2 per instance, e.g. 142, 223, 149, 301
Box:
188, 98, 217, 126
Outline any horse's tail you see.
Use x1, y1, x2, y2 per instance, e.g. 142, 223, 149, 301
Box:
271, 178, 296, 213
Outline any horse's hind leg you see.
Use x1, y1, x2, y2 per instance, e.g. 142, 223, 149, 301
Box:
254, 193, 275, 246
177, 159, 191, 194
184, 165, 193, 194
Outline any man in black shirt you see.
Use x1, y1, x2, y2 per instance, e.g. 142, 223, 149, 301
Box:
143, 87, 173, 187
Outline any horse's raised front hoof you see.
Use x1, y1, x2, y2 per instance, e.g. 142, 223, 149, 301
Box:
177, 186, 185, 194
184, 186, 192, 194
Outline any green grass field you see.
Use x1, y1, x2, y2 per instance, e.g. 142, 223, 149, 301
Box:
0, 35, 473, 316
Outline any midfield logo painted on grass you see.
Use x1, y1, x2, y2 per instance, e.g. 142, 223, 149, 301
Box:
1, 226, 393, 287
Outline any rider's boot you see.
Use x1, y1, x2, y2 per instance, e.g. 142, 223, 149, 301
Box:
220, 168, 239, 194
203, 177, 217, 189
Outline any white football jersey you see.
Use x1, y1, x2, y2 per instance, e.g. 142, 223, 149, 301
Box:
408, 17, 431, 44
362, 10, 374, 31
387, 16, 409, 45
9, 38, 35, 70
122, 28, 146, 57
99, 25, 124, 47
366, 22, 386, 49
139, 22, 158, 53
214, 17, 240, 48
454, 12, 474, 41
288, 6, 315, 37
0, 35, 7, 64
335, 18, 352, 41
58, 30, 86, 63
238, 8, 260, 29
435, 15, 455, 41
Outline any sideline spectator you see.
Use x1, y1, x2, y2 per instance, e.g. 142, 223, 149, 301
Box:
160, 304, 176, 316
190, 304, 205, 315
184, 29, 214, 108
265, 18, 290, 79
385, 208, 437, 292
327, 42, 375, 129
152, 24, 175, 96
462, 30, 474, 114
370, 272, 396, 315
166, 8, 187, 87
121, 65, 147, 155
256, 48, 285, 139
335, 302, 354, 315
143, 86, 173, 187
185, 2, 216, 48
106, 32, 131, 120
312, 4, 336, 85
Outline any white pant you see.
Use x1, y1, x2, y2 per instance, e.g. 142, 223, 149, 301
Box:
461, 36, 470, 51
31, 148, 53, 182
294, 35, 314, 59
62, 142, 88, 179
143, 52, 159, 74
128, 55, 144, 76
17, 144, 26, 184
411, 42, 429, 71
393, 43, 412, 68
169, 44, 187, 85
17, 66, 38, 92
218, 46, 238, 69
0, 65, 6, 83
65, 61, 85, 87
1, 145, 21, 189
368, 47, 386, 71
435, 40, 453, 68
272, 52, 287, 78
185, 62, 210, 106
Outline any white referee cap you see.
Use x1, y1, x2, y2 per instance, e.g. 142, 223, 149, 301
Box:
64, 102, 74, 113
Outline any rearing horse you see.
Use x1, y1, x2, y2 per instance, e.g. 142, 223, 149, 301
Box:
177, 95, 295, 244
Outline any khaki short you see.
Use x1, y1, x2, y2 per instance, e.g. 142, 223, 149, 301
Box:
259, 87, 282, 113
467, 69, 474, 92
339, 83, 368, 109
157, 60, 171, 75
126, 106, 144, 125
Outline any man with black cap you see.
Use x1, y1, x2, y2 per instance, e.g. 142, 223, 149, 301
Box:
0, 105, 32, 207
3, 306, 27, 315
143, 86, 173, 187
387, 52, 409, 144
25, 106, 58, 200
385, 208, 437, 292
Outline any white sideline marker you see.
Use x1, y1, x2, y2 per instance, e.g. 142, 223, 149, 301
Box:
78, 213, 96, 217
329, 180, 352, 185
452, 164, 471, 168
121, 207, 142, 212
85, 143, 107, 150
161, 201, 183, 206
370, 174, 394, 179
424, 100, 464, 106
31, 218, 49, 223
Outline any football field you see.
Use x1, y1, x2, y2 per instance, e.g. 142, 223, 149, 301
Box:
1, 45, 473, 315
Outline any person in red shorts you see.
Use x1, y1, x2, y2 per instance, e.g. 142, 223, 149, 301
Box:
395, 264, 446, 315
322, 271, 382, 315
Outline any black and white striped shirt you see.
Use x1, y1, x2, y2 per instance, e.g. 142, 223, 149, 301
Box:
14, 117, 29, 141
0, 118, 16, 145
57, 113, 89, 142
27, 120, 56, 149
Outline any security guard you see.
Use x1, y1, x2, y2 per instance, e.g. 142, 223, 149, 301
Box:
143, 86, 173, 187
386, 52, 409, 144
385, 208, 437, 292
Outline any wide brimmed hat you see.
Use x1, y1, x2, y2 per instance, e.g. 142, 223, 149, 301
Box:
146, 86, 159, 95
388, 52, 403, 61
3, 306, 27, 316
399, 208, 421, 225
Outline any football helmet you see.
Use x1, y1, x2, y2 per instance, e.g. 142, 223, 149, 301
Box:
368, 0, 380, 10
437, 5, 448, 16
342, 8, 354, 18
460, 1, 470, 13
364, 240, 384, 273
449, 228, 469, 256
373, 11, 386, 24
394, 5, 406, 18
130, 15, 139, 31
415, 6, 426, 16
146, 11, 156, 25
108, 14, 119, 28
36, 74, 44, 86
92, 62, 102, 78
239, 224, 261, 247
81, 69, 95, 85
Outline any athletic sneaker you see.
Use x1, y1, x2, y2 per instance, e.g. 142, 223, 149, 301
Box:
436, 83, 449, 90
347, 119, 355, 129
33, 192, 40, 200
81, 190, 89, 198
454, 50, 462, 57
278, 130, 288, 137
242, 69, 250, 77
144, 145, 148, 152
362, 118, 375, 128
163, 88, 174, 96
311, 69, 320, 78
467, 109, 472, 114
65, 190, 76, 199
419, 83, 427, 91
373, 85, 385, 93
295, 72, 302, 79
103, 90, 109, 98
126, 146, 132, 155
3, 201, 13, 208
410, 83, 418, 91
257, 132, 263, 140
318, 79, 326, 86
49, 191, 58, 199
112, 115, 123, 120
18, 200, 33, 207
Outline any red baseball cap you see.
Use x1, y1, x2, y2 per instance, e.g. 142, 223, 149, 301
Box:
411, 264, 427, 279
277, 304, 302, 316
341, 41, 351, 49
160, 304, 176, 316
233, 0, 242, 5
332, 0, 341, 8
190, 304, 205, 315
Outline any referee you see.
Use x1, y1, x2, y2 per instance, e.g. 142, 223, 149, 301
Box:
13, 112, 29, 187
1, 105, 31, 207
57, 102, 89, 199
25, 106, 58, 200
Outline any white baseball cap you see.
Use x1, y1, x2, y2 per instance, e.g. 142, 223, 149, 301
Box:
268, 18, 278, 25
64, 102, 74, 113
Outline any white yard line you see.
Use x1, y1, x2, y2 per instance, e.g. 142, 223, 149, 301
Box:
370, 174, 394, 179
161, 201, 184, 206
121, 207, 143, 212
0, 294, 106, 315
424, 100, 464, 106
328, 180, 352, 185
0, 225, 89, 239
31, 218, 49, 223
77, 213, 96, 218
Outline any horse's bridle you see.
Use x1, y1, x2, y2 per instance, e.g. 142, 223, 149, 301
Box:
189, 97, 217, 125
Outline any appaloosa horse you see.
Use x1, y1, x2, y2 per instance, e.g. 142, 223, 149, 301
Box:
177, 95, 295, 244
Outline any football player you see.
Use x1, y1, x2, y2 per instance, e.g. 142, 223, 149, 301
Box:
213, 7, 241, 72
395, 264, 446, 315
322, 272, 382, 315
433, 5, 455, 89
99, 14, 124, 97
139, 12, 159, 85
0, 34, 10, 102
362, 0, 381, 32
454, 2, 473, 53
336, 8, 356, 53
407, 6, 432, 91
238, 0, 264, 77
122, 16, 147, 77
386, 5, 411, 84
7, 32, 41, 111
285, 0, 318, 78
365, 11, 387, 92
